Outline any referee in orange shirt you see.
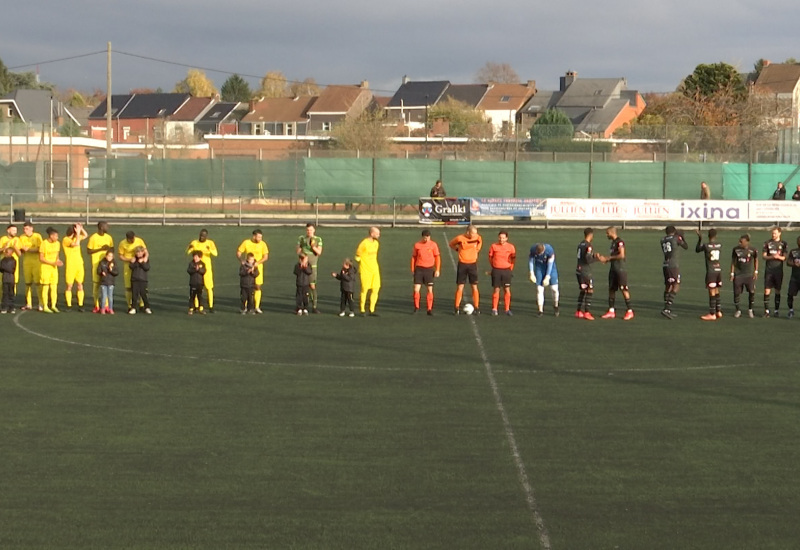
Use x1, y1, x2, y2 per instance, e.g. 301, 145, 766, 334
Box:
411, 229, 441, 315
488, 230, 516, 316
449, 224, 483, 314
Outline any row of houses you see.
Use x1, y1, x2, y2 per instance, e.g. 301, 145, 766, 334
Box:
3, 63, 800, 149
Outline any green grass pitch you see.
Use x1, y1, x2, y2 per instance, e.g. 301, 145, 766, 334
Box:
2, 224, 799, 549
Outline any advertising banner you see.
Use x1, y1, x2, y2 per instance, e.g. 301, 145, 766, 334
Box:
469, 198, 547, 218
418, 197, 471, 225
545, 199, 672, 221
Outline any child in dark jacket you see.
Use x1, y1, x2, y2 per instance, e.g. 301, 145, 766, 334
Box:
0, 247, 17, 313
239, 252, 259, 314
331, 257, 357, 317
294, 253, 313, 315
187, 251, 207, 315
97, 250, 118, 314
129, 246, 151, 314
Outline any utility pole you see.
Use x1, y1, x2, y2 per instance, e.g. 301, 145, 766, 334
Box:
105, 42, 112, 191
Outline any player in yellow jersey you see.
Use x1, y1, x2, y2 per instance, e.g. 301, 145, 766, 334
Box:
62, 222, 88, 311
86, 221, 114, 313
0, 224, 21, 304
39, 227, 63, 313
118, 230, 147, 309
18, 221, 43, 310
236, 229, 269, 313
186, 228, 218, 312
355, 226, 381, 315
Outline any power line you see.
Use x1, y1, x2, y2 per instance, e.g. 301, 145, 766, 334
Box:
8, 50, 106, 70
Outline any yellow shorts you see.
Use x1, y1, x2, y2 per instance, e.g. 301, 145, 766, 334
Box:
39, 265, 58, 286
24, 256, 40, 285
65, 262, 85, 285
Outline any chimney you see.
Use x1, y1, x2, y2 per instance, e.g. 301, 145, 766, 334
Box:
763, 59, 771, 67
402, 75, 410, 85
360, 80, 369, 89
526, 80, 536, 89
248, 99, 256, 113
560, 70, 577, 92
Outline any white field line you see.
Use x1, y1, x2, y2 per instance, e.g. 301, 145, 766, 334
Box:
442, 229, 552, 550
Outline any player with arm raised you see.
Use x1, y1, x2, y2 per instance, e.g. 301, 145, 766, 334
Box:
696, 228, 724, 320
730, 234, 759, 318
660, 225, 688, 319
63, 223, 88, 311
761, 226, 788, 317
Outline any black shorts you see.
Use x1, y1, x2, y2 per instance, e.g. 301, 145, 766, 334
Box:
733, 275, 755, 295
608, 270, 628, 292
663, 267, 680, 285
705, 272, 723, 289
491, 268, 512, 288
576, 273, 593, 290
456, 262, 478, 285
764, 269, 784, 290
413, 266, 435, 285
788, 278, 800, 297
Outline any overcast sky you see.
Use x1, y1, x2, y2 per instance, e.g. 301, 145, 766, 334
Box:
3, 0, 799, 98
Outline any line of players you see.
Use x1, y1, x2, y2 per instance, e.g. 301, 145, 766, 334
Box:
2, 220, 798, 319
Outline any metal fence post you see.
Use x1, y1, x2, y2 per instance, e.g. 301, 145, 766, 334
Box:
85, 195, 90, 225
9, 194, 13, 224
162, 195, 166, 226
238, 196, 242, 226
392, 197, 397, 228
315, 196, 319, 226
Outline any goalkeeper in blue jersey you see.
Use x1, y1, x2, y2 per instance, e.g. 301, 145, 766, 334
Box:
529, 242, 560, 317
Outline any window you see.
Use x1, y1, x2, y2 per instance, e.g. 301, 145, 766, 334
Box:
253, 123, 264, 135
500, 95, 510, 102
286, 122, 294, 136
6, 107, 12, 118
122, 127, 130, 140
322, 121, 331, 132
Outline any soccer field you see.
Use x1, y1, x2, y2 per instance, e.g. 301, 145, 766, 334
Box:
2, 225, 799, 549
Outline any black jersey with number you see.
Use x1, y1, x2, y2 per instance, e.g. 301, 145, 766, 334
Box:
576, 239, 596, 276
787, 248, 800, 279
696, 239, 722, 273
661, 233, 687, 268
732, 246, 757, 277
609, 237, 626, 272
763, 239, 788, 271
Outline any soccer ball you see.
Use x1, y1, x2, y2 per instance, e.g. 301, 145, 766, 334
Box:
462, 303, 475, 315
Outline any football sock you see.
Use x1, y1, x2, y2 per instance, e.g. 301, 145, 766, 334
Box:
624, 296, 632, 310
426, 292, 433, 310
369, 288, 379, 312
504, 291, 511, 311
454, 287, 463, 308
608, 295, 616, 310
584, 292, 592, 312
788, 295, 794, 309
255, 289, 262, 309
77, 289, 84, 307
551, 285, 560, 306
207, 288, 214, 309
126, 289, 133, 309
764, 294, 769, 311
715, 294, 721, 313
578, 290, 586, 311
310, 287, 317, 308
37, 286, 44, 307
775, 293, 781, 312
65, 290, 72, 307
93, 282, 100, 307
748, 293, 755, 310
26, 285, 33, 307
734, 292, 741, 310
492, 293, 499, 311
471, 288, 479, 309
709, 296, 716, 314
413, 291, 420, 309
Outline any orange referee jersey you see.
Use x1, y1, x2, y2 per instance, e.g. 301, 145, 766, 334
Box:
411, 239, 441, 271
449, 233, 482, 264
489, 242, 516, 269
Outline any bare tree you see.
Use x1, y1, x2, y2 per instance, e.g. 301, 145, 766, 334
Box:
474, 62, 520, 84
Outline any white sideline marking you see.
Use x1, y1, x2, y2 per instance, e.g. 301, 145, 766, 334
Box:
442, 229, 552, 550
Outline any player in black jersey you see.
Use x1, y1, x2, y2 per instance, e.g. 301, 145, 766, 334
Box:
601, 227, 633, 320
761, 227, 788, 317
730, 234, 759, 318
660, 225, 688, 319
575, 227, 605, 320
695, 228, 724, 320
785, 236, 800, 319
